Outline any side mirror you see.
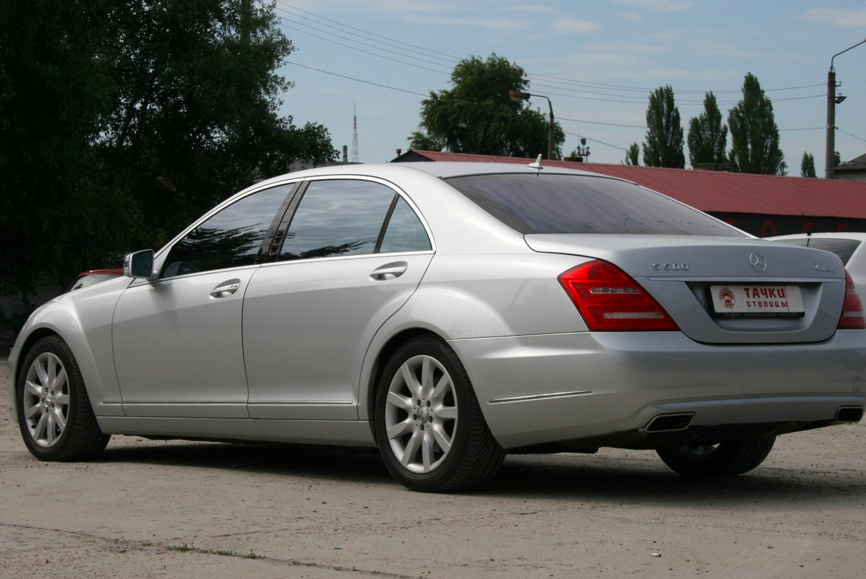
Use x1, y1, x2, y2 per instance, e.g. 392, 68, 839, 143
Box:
124, 250, 157, 281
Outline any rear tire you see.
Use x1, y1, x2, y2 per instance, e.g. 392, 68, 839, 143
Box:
656, 436, 775, 477
17, 336, 110, 461
374, 336, 505, 492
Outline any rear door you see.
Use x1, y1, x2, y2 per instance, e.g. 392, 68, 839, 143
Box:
243, 177, 434, 420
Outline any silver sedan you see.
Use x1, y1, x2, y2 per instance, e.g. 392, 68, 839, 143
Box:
8, 162, 866, 492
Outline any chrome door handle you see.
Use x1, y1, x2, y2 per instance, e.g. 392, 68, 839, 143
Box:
210, 279, 241, 298
370, 262, 407, 280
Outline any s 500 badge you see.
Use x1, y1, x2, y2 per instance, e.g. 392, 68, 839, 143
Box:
652, 263, 690, 271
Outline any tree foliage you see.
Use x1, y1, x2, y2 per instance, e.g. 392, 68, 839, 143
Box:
624, 143, 640, 165
800, 152, 816, 178
727, 73, 785, 175
0, 0, 336, 299
687, 92, 727, 167
642, 86, 685, 168
409, 54, 564, 158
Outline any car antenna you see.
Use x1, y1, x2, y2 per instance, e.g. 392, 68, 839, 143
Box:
802, 213, 811, 247
528, 154, 544, 174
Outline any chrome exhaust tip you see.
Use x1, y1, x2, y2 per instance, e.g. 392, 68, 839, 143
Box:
645, 413, 695, 433
835, 406, 864, 423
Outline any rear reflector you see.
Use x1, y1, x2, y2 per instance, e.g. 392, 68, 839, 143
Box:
559, 260, 679, 331
838, 270, 866, 329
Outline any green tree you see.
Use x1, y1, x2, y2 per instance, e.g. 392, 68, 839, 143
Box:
800, 152, 816, 178
409, 54, 564, 158
0, 0, 134, 298
687, 92, 727, 166
727, 73, 785, 175
642, 85, 685, 168
0, 0, 336, 301
624, 143, 640, 165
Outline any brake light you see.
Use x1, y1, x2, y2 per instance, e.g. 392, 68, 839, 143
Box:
838, 270, 865, 329
559, 260, 679, 331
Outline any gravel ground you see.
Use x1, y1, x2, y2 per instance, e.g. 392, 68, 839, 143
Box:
2, 356, 865, 578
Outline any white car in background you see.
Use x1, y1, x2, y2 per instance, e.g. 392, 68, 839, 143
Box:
770, 232, 866, 290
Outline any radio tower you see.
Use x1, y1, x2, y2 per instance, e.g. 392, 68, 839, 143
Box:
351, 103, 360, 163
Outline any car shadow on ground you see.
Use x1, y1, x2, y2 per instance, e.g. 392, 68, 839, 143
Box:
98, 441, 866, 505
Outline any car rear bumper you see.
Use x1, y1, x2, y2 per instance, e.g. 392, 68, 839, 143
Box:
450, 330, 866, 449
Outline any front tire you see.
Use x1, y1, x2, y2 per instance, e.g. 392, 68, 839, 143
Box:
17, 336, 110, 461
656, 436, 775, 477
374, 336, 505, 492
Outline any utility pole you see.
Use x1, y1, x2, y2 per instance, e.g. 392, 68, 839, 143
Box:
826, 38, 866, 179
352, 103, 359, 164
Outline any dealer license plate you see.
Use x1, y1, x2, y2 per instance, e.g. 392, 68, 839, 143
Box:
710, 285, 805, 315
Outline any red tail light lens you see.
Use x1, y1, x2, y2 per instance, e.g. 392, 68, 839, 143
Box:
838, 270, 865, 329
558, 260, 679, 331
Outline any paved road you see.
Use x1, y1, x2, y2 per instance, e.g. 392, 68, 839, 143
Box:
2, 360, 865, 578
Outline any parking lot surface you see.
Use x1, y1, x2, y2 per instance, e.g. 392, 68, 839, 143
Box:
2, 359, 865, 578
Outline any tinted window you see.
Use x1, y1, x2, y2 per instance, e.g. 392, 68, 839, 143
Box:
279, 180, 396, 261
380, 197, 431, 253
774, 238, 861, 265
447, 174, 747, 237
163, 185, 291, 278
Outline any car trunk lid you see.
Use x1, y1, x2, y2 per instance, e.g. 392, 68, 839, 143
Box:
526, 234, 848, 344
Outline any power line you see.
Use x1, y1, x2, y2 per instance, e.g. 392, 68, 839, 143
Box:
275, 3, 829, 99
275, 7, 455, 70
564, 131, 629, 152
284, 62, 428, 97
559, 117, 645, 129
278, 22, 451, 76
276, 1, 461, 62
838, 128, 866, 144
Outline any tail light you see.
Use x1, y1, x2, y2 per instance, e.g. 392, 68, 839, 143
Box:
838, 270, 865, 329
558, 260, 679, 331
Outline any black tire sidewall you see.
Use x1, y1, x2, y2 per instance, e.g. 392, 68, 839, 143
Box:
374, 336, 475, 492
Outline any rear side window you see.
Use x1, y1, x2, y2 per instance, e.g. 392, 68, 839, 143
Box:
774, 238, 861, 265
447, 174, 746, 237
279, 180, 396, 261
380, 197, 432, 253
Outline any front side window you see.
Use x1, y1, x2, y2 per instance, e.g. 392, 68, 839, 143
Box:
279, 179, 397, 261
163, 184, 291, 278
447, 173, 747, 237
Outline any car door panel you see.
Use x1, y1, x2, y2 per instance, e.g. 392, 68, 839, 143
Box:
243, 253, 433, 420
113, 270, 256, 418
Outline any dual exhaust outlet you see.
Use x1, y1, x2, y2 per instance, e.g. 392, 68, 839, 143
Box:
644, 406, 864, 433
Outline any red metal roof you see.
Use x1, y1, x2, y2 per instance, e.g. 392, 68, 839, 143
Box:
400, 150, 866, 219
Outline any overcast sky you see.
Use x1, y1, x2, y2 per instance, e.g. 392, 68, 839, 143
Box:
273, 0, 866, 176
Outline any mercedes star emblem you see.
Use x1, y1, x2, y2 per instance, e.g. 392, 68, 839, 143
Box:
750, 252, 767, 272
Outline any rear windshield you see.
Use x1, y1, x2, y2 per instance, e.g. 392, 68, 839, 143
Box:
446, 173, 747, 237
773, 237, 861, 265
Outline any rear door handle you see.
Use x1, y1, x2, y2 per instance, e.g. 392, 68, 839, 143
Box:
210, 279, 241, 298
370, 262, 407, 280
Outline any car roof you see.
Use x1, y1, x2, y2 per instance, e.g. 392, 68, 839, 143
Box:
252, 161, 625, 189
